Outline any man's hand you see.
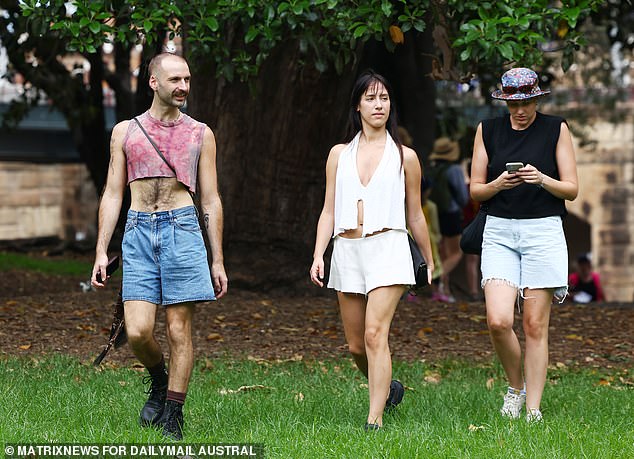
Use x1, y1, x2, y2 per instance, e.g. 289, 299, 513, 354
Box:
91, 253, 110, 288
212, 262, 228, 299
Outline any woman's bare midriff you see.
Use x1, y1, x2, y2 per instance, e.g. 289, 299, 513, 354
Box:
129, 177, 193, 212
339, 227, 391, 239
338, 199, 390, 239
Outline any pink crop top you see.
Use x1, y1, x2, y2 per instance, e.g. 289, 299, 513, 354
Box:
123, 111, 206, 193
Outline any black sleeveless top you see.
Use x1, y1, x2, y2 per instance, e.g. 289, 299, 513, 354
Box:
482, 112, 567, 219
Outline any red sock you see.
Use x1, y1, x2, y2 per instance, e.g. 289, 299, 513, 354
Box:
167, 390, 186, 405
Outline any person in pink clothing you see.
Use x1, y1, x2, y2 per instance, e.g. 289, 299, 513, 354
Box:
91, 53, 227, 440
568, 253, 605, 303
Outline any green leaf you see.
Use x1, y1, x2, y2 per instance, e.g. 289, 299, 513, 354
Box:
498, 42, 513, 60
353, 25, 368, 39
460, 48, 471, 61
69, 23, 80, 37
245, 26, 258, 43
205, 17, 219, 31
79, 17, 90, 28
460, 23, 478, 32
381, 1, 391, 17
465, 29, 480, 42
89, 22, 100, 34
143, 20, 153, 32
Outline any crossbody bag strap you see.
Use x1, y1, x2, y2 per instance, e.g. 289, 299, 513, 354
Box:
133, 117, 177, 175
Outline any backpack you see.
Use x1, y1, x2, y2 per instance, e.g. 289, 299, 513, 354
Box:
427, 162, 453, 212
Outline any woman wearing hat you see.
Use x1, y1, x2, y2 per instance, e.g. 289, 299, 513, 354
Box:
470, 68, 578, 422
427, 137, 469, 302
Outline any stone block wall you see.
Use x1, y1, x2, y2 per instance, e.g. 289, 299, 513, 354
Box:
0, 162, 97, 242
567, 119, 634, 302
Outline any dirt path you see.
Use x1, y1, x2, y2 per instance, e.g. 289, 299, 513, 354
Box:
0, 269, 632, 369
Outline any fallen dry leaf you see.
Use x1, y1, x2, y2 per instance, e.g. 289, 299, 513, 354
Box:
19, 343, 31, 350
486, 378, 495, 390
206, 332, 224, 342
424, 371, 441, 384
295, 392, 305, 402
219, 384, 273, 395
468, 424, 485, 431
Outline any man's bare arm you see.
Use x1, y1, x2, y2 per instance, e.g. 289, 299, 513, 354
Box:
92, 121, 129, 287
197, 126, 228, 298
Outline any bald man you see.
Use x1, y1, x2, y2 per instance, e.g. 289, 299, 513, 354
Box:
92, 53, 228, 440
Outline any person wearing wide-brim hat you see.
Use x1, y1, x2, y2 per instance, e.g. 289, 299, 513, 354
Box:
429, 137, 460, 162
469, 67, 578, 423
427, 136, 469, 303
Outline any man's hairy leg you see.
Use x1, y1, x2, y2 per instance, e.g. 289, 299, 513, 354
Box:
165, 303, 195, 392
124, 300, 163, 367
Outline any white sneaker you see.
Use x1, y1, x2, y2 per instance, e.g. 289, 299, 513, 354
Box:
500, 388, 526, 419
526, 408, 543, 423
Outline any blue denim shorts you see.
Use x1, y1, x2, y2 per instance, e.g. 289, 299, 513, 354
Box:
481, 215, 568, 301
121, 206, 215, 305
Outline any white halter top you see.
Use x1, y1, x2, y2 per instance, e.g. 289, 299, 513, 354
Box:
333, 131, 407, 237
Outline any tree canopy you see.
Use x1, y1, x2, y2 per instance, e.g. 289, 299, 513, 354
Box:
20, 0, 602, 82
3, 0, 622, 288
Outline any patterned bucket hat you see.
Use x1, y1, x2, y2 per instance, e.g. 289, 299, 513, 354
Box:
491, 68, 550, 100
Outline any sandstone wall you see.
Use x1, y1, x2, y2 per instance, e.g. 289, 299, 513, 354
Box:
0, 162, 97, 242
567, 118, 634, 302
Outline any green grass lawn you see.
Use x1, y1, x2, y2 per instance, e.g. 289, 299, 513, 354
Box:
0, 252, 93, 276
0, 356, 631, 458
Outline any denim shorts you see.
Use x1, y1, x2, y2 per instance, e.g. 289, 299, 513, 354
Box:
121, 206, 215, 305
481, 215, 568, 301
327, 229, 415, 294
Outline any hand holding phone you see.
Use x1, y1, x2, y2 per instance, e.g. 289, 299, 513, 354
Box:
506, 162, 524, 174
96, 256, 120, 283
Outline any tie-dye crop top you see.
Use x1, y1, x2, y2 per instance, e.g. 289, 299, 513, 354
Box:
123, 110, 206, 193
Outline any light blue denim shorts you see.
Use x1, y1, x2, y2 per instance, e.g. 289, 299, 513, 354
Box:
481, 215, 568, 301
122, 206, 215, 306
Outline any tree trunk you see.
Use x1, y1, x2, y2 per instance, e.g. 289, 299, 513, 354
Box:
189, 41, 358, 291
188, 33, 436, 292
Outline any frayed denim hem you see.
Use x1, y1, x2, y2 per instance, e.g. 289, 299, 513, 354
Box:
482, 278, 569, 308
481, 278, 518, 290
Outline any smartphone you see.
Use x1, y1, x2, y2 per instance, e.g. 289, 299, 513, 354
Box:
506, 162, 524, 174
96, 256, 120, 283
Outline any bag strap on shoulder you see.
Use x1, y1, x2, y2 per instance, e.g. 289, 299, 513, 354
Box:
133, 117, 177, 175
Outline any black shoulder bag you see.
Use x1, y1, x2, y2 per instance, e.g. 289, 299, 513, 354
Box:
460, 203, 488, 255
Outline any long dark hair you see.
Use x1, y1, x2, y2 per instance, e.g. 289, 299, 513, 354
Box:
344, 69, 403, 162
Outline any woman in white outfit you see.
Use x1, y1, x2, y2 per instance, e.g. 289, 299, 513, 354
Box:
310, 70, 433, 430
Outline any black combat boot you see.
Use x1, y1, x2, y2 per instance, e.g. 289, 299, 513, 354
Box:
159, 400, 184, 441
139, 369, 168, 427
